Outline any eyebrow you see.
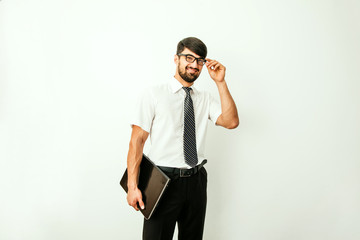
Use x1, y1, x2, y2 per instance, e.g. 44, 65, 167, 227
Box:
184, 54, 205, 59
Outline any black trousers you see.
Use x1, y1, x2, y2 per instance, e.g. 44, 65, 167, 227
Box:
143, 167, 208, 240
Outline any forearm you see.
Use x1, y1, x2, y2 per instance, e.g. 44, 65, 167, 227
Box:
216, 80, 239, 128
127, 136, 146, 190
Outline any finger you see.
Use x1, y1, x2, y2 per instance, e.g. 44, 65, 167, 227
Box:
138, 198, 145, 210
211, 63, 220, 70
213, 63, 222, 71
130, 202, 139, 211
137, 197, 145, 209
205, 58, 215, 66
128, 198, 139, 211
207, 60, 217, 66
135, 191, 144, 210
207, 61, 218, 70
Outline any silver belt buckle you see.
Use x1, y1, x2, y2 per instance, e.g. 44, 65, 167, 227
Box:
179, 168, 192, 177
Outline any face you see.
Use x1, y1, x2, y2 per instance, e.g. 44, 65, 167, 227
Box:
175, 48, 204, 83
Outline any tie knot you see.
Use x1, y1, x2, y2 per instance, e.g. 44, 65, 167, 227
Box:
182, 87, 192, 95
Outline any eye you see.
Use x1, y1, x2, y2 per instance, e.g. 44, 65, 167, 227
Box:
198, 59, 205, 65
186, 56, 195, 62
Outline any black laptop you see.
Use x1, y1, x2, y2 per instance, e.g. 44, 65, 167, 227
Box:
120, 154, 170, 220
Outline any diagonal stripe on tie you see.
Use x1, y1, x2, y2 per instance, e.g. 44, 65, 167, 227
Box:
182, 87, 198, 167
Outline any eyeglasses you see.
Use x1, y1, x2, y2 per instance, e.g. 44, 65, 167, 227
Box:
177, 54, 207, 66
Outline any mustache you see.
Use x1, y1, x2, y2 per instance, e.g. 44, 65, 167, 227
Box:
186, 66, 199, 72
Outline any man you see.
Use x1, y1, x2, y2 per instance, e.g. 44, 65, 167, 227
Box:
126, 37, 239, 240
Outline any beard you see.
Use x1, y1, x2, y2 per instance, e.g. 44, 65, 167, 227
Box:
178, 64, 200, 83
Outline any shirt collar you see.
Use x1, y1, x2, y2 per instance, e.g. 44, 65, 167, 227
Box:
170, 77, 198, 94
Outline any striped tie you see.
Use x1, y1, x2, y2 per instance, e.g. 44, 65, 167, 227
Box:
182, 87, 198, 167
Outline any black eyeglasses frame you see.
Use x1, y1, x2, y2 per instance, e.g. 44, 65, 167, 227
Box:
177, 54, 207, 66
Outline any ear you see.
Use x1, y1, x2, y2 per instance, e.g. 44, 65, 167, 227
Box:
174, 54, 179, 64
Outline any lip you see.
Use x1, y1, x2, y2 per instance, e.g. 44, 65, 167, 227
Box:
187, 67, 198, 73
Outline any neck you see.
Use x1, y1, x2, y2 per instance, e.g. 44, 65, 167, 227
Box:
174, 72, 193, 88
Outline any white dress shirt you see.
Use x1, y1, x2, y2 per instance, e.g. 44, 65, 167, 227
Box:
130, 77, 221, 169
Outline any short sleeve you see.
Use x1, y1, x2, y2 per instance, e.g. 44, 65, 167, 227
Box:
208, 93, 222, 125
129, 89, 155, 133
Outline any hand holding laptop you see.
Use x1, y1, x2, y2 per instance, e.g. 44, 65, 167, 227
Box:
127, 186, 145, 211
120, 154, 170, 220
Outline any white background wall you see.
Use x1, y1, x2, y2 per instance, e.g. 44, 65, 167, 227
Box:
1, 0, 359, 239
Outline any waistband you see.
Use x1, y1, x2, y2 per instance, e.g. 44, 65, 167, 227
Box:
158, 160, 207, 178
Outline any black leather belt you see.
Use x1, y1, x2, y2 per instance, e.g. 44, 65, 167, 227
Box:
158, 160, 207, 178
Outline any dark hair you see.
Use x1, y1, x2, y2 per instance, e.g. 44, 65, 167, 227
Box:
176, 37, 207, 58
